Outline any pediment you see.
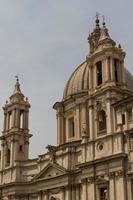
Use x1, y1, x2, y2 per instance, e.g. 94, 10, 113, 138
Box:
34, 163, 67, 180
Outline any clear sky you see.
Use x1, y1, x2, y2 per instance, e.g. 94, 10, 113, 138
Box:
0, 0, 132, 157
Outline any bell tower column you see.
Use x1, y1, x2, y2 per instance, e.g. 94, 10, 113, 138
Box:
53, 102, 64, 145
0, 77, 32, 170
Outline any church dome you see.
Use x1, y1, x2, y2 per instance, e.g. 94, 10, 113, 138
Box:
63, 61, 89, 99
63, 61, 133, 100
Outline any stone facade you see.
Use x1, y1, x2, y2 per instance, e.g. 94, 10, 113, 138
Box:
0, 17, 133, 200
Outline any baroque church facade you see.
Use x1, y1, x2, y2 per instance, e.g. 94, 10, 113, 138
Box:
0, 17, 133, 200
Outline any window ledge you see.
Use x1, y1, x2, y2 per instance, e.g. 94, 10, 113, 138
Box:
67, 137, 77, 142
128, 120, 133, 123
97, 129, 107, 136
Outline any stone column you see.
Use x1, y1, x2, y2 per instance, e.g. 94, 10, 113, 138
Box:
26, 194, 30, 200
24, 140, 29, 160
81, 178, 88, 200
15, 109, 20, 128
10, 137, 15, 166
93, 64, 97, 88
23, 111, 26, 129
11, 110, 15, 128
57, 113, 59, 144
127, 178, 132, 200
109, 172, 116, 200
121, 61, 126, 85
115, 171, 126, 200
47, 190, 49, 200
82, 142, 86, 162
4, 144, 7, 167
71, 185, 76, 200
106, 95, 113, 134
1, 142, 4, 169
14, 109, 16, 127
14, 137, 19, 161
87, 178, 95, 200
76, 105, 80, 138
25, 110, 29, 130
57, 110, 64, 144
61, 187, 65, 200
89, 65, 92, 89
110, 57, 115, 81
81, 104, 87, 137
88, 100, 94, 140
43, 191, 47, 200
38, 191, 43, 200
38, 193, 41, 200
3, 112, 7, 131
6, 113, 9, 130
75, 184, 80, 200
65, 186, 71, 200
66, 118, 69, 141
102, 59, 106, 83
117, 60, 121, 83
105, 57, 111, 81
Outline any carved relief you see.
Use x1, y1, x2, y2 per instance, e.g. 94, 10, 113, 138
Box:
109, 170, 124, 178
95, 99, 107, 114
97, 141, 104, 151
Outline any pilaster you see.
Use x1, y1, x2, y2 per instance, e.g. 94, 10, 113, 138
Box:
110, 57, 115, 81
88, 100, 94, 140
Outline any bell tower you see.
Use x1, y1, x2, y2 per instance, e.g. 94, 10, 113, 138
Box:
87, 16, 126, 93
0, 77, 32, 170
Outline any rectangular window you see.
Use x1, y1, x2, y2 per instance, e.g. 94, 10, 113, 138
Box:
114, 59, 118, 83
8, 111, 12, 129
19, 145, 23, 151
128, 108, 133, 121
129, 137, 133, 150
68, 117, 75, 138
97, 61, 103, 86
20, 110, 23, 129
122, 114, 125, 125
6, 149, 10, 167
131, 179, 133, 199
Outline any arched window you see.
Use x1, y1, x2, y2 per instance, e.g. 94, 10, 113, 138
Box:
20, 110, 23, 129
6, 149, 10, 166
8, 111, 12, 129
96, 61, 103, 86
99, 186, 108, 200
98, 110, 107, 133
114, 59, 118, 83
50, 197, 56, 200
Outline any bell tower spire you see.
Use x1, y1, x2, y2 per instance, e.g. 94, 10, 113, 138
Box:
0, 78, 32, 170
87, 15, 126, 95
95, 12, 100, 29
13, 75, 22, 94
88, 13, 101, 54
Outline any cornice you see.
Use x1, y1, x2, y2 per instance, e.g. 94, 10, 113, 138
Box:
77, 152, 127, 168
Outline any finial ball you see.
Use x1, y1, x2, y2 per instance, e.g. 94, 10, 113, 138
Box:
15, 75, 19, 82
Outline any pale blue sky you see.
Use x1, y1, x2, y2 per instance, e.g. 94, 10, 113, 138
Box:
0, 0, 132, 157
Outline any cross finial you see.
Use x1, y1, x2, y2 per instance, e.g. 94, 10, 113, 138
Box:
95, 12, 100, 19
95, 12, 100, 29
15, 74, 19, 82
102, 15, 106, 26
13, 74, 22, 95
